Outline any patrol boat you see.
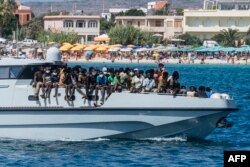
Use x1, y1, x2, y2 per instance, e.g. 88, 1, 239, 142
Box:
0, 47, 238, 141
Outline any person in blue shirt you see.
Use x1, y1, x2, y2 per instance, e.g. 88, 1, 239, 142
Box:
95, 71, 108, 105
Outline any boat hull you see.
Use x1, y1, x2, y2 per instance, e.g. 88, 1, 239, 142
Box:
0, 108, 234, 141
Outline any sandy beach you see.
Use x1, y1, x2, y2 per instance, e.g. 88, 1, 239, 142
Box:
67, 57, 250, 65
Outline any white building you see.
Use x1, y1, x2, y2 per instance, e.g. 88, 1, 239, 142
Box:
148, 1, 157, 10
204, 0, 250, 10
183, 9, 250, 40
115, 15, 183, 39
101, 13, 111, 21
43, 15, 100, 44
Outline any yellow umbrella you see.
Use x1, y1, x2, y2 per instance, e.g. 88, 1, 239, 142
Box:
48, 42, 55, 45
71, 46, 82, 51
73, 43, 81, 46
153, 53, 160, 57
112, 44, 122, 47
63, 42, 71, 45
127, 44, 134, 48
84, 47, 94, 51
60, 45, 72, 51
96, 47, 108, 51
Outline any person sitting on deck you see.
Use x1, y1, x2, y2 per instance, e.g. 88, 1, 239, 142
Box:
32, 66, 44, 98
51, 68, 59, 97
157, 71, 168, 93
187, 86, 197, 97
130, 69, 144, 93
96, 71, 108, 105
41, 67, 52, 98
205, 87, 213, 98
167, 71, 179, 94
197, 86, 208, 98
143, 72, 155, 92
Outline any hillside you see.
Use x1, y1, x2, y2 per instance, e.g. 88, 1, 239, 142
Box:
23, 0, 203, 16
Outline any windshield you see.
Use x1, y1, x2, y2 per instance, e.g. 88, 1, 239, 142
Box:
0, 66, 23, 79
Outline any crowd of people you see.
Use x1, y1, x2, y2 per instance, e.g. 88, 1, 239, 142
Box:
32, 63, 213, 105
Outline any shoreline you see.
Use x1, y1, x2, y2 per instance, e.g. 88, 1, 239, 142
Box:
67, 57, 250, 65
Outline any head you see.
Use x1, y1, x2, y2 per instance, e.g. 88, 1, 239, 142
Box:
162, 71, 168, 79
158, 63, 164, 71
172, 71, 179, 80
206, 87, 211, 92
45, 67, 51, 74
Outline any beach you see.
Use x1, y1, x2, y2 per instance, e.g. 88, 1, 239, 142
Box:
67, 57, 250, 65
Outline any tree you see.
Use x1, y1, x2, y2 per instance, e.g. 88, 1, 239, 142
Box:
154, 6, 169, 15
178, 33, 202, 46
0, 0, 17, 37
38, 30, 80, 45
211, 33, 225, 45
116, 9, 145, 16
175, 8, 184, 16
19, 11, 70, 40
220, 28, 239, 47
100, 18, 115, 33
108, 25, 160, 46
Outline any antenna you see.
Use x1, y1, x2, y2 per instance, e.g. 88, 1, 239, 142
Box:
102, 0, 105, 13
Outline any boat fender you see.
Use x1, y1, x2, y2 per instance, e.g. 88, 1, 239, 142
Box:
210, 93, 222, 99
220, 93, 231, 100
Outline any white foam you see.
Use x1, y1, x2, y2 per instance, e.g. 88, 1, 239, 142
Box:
142, 137, 187, 142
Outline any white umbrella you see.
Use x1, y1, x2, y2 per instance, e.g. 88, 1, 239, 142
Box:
108, 47, 120, 52
120, 48, 133, 52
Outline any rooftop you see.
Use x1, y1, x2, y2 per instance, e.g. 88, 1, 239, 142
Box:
43, 15, 101, 20
154, 0, 169, 10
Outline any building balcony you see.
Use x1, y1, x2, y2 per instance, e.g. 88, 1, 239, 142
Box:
148, 27, 166, 32
184, 26, 250, 33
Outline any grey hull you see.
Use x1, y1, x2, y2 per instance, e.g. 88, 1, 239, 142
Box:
0, 109, 234, 141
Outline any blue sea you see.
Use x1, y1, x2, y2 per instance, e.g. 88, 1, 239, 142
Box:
0, 63, 249, 167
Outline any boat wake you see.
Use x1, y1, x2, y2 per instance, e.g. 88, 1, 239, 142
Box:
141, 137, 187, 142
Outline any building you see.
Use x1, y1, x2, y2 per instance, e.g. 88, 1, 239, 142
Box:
101, 13, 112, 21
115, 15, 183, 39
183, 9, 250, 40
109, 8, 148, 15
43, 15, 101, 44
15, 2, 32, 26
204, 0, 250, 10
148, 2, 157, 10
153, 0, 170, 10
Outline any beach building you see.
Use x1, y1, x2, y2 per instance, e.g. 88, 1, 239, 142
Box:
14, 1, 32, 26
183, 9, 250, 40
204, 0, 250, 10
115, 15, 183, 39
43, 15, 100, 44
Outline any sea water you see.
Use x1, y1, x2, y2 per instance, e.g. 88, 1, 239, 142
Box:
0, 63, 249, 167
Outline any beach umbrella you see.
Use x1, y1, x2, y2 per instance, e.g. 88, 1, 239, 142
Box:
71, 46, 82, 51
48, 41, 55, 45
84, 47, 94, 51
60, 45, 72, 51
84, 51, 93, 56
96, 46, 108, 51
127, 44, 134, 48
94, 34, 110, 42
120, 48, 133, 52
108, 47, 120, 52
153, 53, 160, 57
63, 42, 72, 46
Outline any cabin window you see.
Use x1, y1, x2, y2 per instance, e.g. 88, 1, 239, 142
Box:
0, 66, 23, 79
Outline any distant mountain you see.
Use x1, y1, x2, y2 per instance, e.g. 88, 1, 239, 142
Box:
22, 0, 203, 16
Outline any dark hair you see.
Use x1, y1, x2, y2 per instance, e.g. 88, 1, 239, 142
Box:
158, 63, 164, 67
172, 71, 179, 80
162, 71, 168, 78
206, 87, 211, 91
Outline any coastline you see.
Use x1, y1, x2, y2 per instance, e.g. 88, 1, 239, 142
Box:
67, 57, 250, 65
